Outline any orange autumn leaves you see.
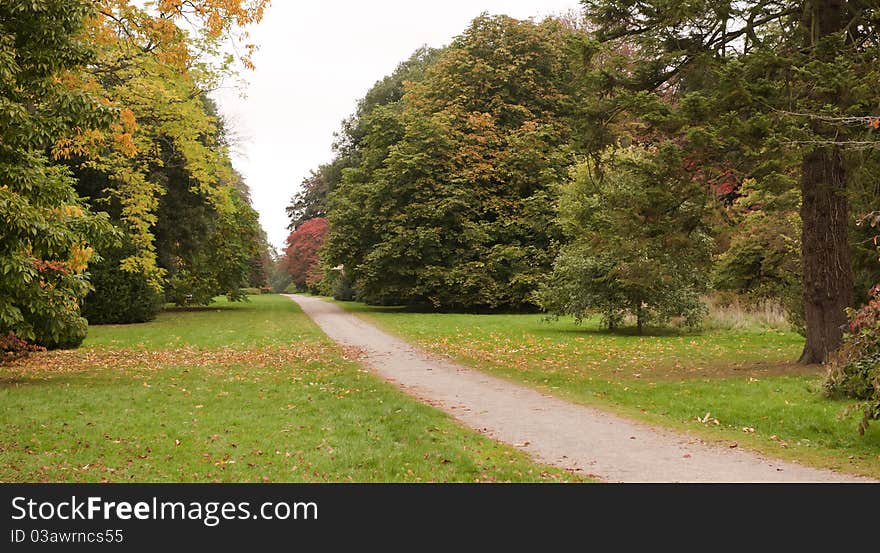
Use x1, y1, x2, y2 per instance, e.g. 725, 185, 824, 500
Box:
8, 343, 360, 376
60, 0, 268, 161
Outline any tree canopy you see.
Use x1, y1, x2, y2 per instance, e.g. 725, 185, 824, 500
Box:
578, 0, 880, 361
323, 15, 590, 309
1, 0, 269, 348
537, 145, 712, 332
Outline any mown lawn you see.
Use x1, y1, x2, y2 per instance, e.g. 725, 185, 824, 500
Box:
0, 295, 581, 483
339, 301, 880, 478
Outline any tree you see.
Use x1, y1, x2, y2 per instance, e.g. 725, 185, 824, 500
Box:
0, 0, 115, 349
537, 145, 712, 333
154, 154, 265, 306
65, 3, 268, 312
284, 218, 329, 292
580, 0, 880, 362
1, 0, 269, 344
287, 169, 331, 231
825, 209, 880, 432
290, 48, 441, 233
325, 15, 589, 309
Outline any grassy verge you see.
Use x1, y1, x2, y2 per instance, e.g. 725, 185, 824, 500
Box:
337, 301, 880, 478
0, 295, 581, 483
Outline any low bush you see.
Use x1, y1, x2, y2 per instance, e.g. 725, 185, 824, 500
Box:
1, 332, 45, 364
82, 244, 163, 325
825, 284, 880, 434
31, 309, 88, 350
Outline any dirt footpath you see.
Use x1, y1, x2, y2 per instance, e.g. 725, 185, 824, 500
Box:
287, 294, 873, 483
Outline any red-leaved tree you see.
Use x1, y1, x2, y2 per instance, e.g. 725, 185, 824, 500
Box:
284, 218, 329, 290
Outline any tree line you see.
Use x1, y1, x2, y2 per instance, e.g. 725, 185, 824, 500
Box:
282, 4, 879, 379
1, 0, 269, 354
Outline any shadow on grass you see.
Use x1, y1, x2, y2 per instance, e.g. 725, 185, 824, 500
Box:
533, 322, 696, 338
335, 302, 429, 314
0, 374, 116, 388
164, 305, 256, 313
339, 300, 547, 316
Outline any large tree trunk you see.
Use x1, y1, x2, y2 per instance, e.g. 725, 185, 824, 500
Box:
797, 0, 853, 364
798, 146, 853, 364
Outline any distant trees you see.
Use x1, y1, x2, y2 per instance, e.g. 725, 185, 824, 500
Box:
287, 169, 331, 232
711, 180, 804, 332
285, 4, 879, 372
284, 218, 329, 293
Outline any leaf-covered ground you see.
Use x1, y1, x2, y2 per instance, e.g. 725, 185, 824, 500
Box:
0, 295, 582, 483
338, 302, 880, 479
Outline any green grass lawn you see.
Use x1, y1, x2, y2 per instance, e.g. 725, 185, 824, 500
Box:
0, 295, 581, 483
338, 301, 880, 478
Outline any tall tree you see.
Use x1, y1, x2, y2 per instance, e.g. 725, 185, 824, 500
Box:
67, 1, 268, 312
0, 0, 114, 348
325, 16, 590, 309
288, 47, 441, 232
580, 0, 880, 362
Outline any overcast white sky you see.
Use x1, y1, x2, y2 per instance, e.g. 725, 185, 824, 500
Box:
210, 1, 582, 251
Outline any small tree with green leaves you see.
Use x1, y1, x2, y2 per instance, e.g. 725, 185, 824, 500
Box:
537, 145, 712, 333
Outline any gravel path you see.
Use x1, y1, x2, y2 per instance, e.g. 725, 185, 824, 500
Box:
287, 294, 873, 483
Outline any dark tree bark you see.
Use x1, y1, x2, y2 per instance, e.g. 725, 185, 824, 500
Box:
797, 0, 853, 364
799, 147, 853, 364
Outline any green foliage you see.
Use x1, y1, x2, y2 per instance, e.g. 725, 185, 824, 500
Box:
537, 145, 712, 332
267, 248, 294, 294
287, 47, 443, 234
826, 287, 880, 434
711, 180, 805, 333
151, 142, 265, 307
849, 161, 880, 297
0, 0, 115, 349
56, 4, 271, 313
29, 307, 88, 350
326, 16, 588, 309
580, 0, 880, 363
81, 242, 163, 325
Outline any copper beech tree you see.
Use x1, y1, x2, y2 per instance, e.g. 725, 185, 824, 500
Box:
283, 218, 330, 292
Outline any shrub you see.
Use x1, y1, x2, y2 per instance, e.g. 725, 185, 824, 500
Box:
239, 287, 262, 296
711, 181, 804, 334
1, 332, 45, 364
82, 245, 163, 325
825, 284, 880, 434
31, 309, 88, 350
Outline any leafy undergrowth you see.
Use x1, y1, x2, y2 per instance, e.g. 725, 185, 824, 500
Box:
340, 301, 880, 478
0, 295, 582, 483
